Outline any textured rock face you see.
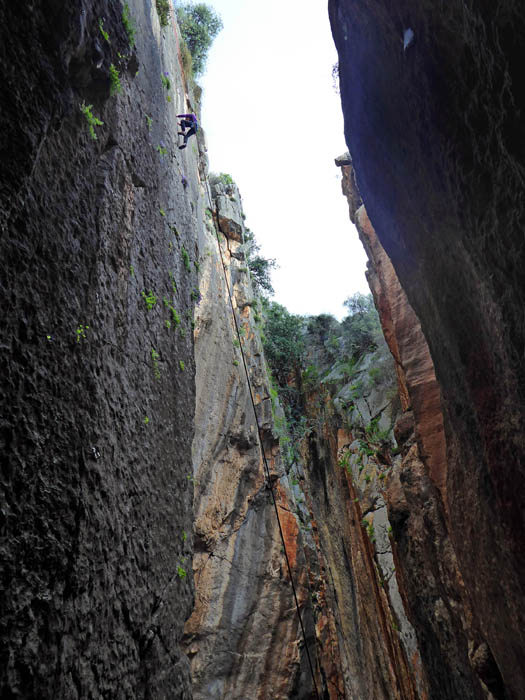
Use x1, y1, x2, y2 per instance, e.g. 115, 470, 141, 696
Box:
331, 2, 525, 696
295, 325, 427, 700
184, 182, 320, 699
338, 160, 502, 700
299, 426, 420, 700
0, 2, 201, 697
354, 198, 447, 511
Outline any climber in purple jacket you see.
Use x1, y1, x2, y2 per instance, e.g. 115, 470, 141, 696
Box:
177, 113, 199, 149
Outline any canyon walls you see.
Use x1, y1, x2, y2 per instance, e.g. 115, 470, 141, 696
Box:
330, 1, 525, 697
2, 1, 523, 698
0, 1, 201, 696
185, 175, 428, 699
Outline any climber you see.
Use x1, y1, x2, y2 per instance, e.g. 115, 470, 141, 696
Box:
177, 113, 199, 149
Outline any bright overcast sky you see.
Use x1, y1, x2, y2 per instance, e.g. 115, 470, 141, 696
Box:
199, 0, 369, 319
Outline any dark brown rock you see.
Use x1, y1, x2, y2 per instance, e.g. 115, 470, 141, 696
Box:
331, 1, 525, 697
0, 1, 200, 697
337, 160, 491, 699
393, 411, 414, 447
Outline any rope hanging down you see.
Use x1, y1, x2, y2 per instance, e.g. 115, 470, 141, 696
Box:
204, 181, 321, 700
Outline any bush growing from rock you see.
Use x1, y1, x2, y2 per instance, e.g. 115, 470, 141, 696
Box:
176, 3, 223, 76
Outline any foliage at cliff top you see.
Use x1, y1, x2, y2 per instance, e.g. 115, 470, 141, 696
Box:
263, 293, 395, 446
263, 293, 382, 393
209, 172, 234, 187
176, 3, 223, 76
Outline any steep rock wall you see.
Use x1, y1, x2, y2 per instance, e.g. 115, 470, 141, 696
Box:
183, 180, 323, 699
0, 2, 201, 697
294, 323, 427, 699
330, 2, 525, 695
337, 156, 495, 699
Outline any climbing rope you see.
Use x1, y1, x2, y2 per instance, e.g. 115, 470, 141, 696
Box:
203, 180, 321, 700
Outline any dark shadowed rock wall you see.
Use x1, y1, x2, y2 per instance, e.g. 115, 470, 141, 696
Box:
330, 1, 525, 698
0, 1, 202, 697
337, 156, 491, 700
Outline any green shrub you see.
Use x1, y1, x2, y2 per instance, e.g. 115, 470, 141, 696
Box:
248, 254, 276, 296
122, 4, 136, 46
80, 103, 103, 140
109, 64, 121, 95
99, 18, 110, 42
155, 0, 171, 27
209, 172, 234, 187
141, 290, 157, 311
262, 302, 305, 386
169, 306, 181, 325
340, 292, 381, 359
181, 247, 191, 272
76, 324, 89, 343
176, 3, 223, 76
151, 348, 161, 380
302, 365, 319, 388
180, 40, 193, 80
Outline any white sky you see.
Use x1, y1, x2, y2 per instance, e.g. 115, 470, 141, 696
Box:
199, 0, 369, 319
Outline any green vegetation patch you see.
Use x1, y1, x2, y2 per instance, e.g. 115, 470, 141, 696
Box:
151, 348, 161, 380
109, 64, 121, 95
155, 0, 171, 27
142, 290, 157, 311
80, 103, 103, 140
99, 18, 110, 42
122, 3, 136, 47
181, 247, 191, 272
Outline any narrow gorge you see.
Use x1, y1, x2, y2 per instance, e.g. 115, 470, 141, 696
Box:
1, 2, 524, 699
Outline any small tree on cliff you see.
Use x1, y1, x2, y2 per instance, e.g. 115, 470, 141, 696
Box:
244, 229, 277, 297
341, 292, 381, 358
176, 3, 223, 76
262, 302, 305, 387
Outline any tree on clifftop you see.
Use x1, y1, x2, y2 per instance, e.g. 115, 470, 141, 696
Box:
176, 3, 223, 76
